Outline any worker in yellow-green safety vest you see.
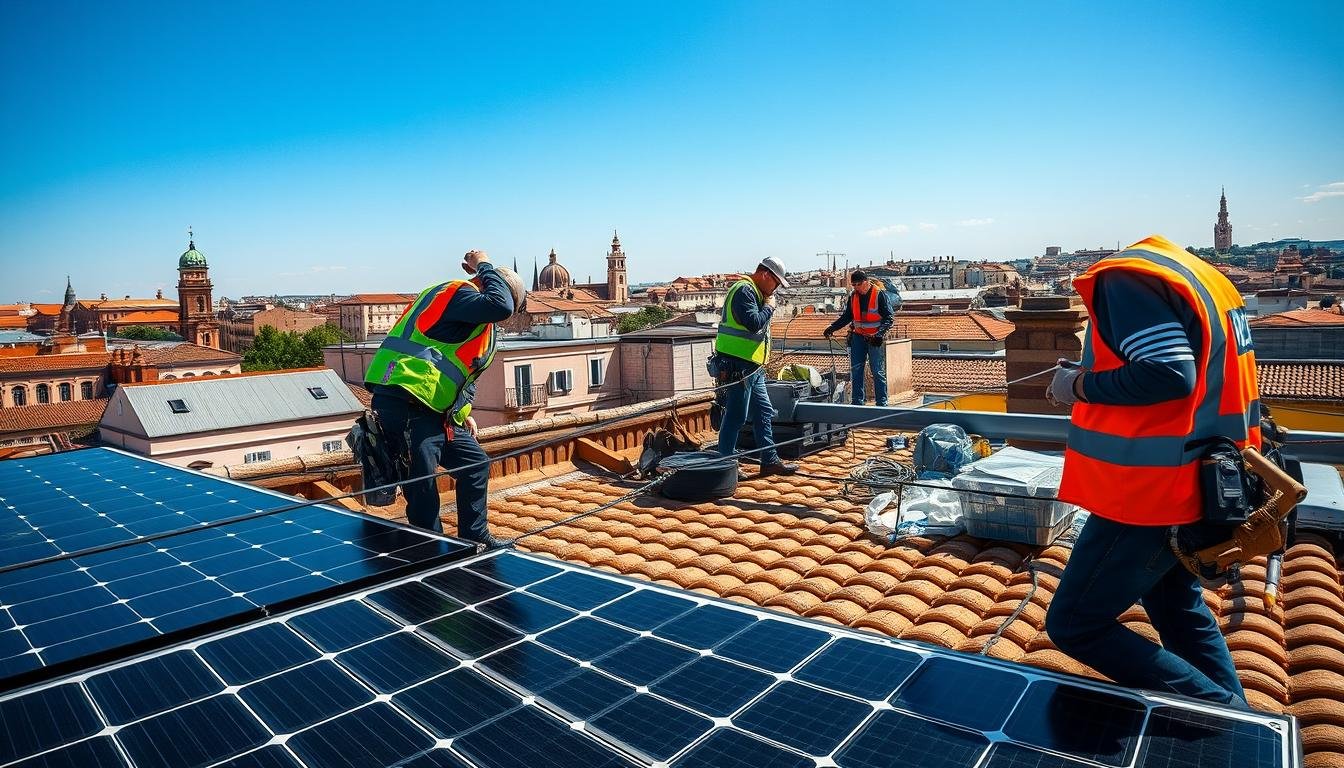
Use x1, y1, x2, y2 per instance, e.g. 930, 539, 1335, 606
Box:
365, 250, 526, 549
713, 256, 799, 479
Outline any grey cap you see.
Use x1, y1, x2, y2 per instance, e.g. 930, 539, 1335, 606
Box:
758, 256, 790, 288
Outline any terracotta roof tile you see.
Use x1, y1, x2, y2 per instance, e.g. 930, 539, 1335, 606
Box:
110, 309, 180, 324
772, 311, 1014, 343
377, 428, 1344, 759
1251, 307, 1344, 327
0, 352, 112, 375
338, 293, 417, 305
1258, 361, 1344, 401
0, 398, 108, 434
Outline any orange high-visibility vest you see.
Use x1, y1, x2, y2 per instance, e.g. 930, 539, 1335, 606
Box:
1058, 235, 1260, 526
850, 288, 881, 336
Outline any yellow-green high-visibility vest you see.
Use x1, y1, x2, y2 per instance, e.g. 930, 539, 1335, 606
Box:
364, 280, 496, 421
715, 279, 770, 364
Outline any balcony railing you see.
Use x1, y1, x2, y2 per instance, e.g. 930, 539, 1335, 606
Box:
505, 384, 548, 410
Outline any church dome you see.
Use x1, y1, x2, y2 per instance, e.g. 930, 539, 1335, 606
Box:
179, 240, 208, 269
537, 248, 571, 290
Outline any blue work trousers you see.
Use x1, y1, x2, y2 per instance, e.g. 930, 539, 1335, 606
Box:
716, 368, 781, 467
371, 392, 491, 540
848, 333, 887, 406
1045, 514, 1246, 706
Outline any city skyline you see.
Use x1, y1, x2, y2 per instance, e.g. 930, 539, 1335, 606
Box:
3, 1, 1343, 301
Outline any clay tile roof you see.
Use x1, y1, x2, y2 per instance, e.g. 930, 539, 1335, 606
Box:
136, 344, 242, 366
1257, 361, 1344, 401
0, 352, 113, 376
340, 293, 417, 305
0, 398, 108, 434
1251, 307, 1344, 327
81, 298, 178, 310
771, 311, 1014, 343
912, 357, 1007, 393
111, 309, 181, 324
355, 425, 1344, 753
0, 316, 27, 329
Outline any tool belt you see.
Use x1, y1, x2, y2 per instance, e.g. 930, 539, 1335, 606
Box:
1170, 442, 1306, 585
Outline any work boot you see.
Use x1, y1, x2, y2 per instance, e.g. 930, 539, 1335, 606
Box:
758, 462, 799, 477
467, 534, 510, 553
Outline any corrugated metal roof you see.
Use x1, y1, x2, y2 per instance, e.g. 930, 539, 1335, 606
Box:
110, 369, 363, 438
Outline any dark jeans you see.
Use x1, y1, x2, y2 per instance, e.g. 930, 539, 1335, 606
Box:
848, 333, 887, 406
1046, 514, 1246, 706
716, 368, 781, 466
371, 392, 491, 540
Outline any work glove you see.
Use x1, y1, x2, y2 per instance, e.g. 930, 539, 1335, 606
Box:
1045, 359, 1083, 406
868, 335, 883, 347
823, 329, 833, 339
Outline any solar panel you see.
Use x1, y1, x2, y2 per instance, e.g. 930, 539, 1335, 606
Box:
0, 448, 471, 689
0, 550, 1301, 768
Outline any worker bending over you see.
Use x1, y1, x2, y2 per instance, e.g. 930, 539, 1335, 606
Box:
1046, 235, 1258, 707
823, 270, 896, 406
365, 250, 526, 550
714, 257, 798, 477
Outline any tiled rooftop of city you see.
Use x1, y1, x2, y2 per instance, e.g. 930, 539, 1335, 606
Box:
356, 418, 1344, 764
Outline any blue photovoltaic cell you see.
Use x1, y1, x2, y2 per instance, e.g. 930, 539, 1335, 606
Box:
650, 655, 774, 717
335, 631, 458, 693
892, 655, 1028, 731
836, 710, 991, 768
539, 617, 639, 661
0, 549, 1298, 768
463, 551, 563, 587
652, 604, 756, 648
671, 728, 814, 768
286, 703, 434, 768
590, 693, 714, 761
239, 660, 375, 732
715, 618, 829, 672
735, 680, 875, 755
1137, 707, 1284, 768
592, 588, 696, 630
593, 636, 698, 686
526, 569, 633, 609
794, 636, 921, 700
196, 622, 321, 685
0, 449, 470, 688
1003, 681, 1147, 767
85, 649, 224, 724
984, 742, 1094, 767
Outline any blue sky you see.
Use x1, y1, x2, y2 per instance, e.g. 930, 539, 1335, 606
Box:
2, 1, 1342, 302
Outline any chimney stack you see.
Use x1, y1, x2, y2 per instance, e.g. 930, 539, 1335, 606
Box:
1004, 295, 1088, 416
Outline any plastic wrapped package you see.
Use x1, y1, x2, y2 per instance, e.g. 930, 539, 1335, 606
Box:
951, 446, 1079, 545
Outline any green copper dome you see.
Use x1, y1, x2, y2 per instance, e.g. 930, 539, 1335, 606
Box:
179, 240, 207, 269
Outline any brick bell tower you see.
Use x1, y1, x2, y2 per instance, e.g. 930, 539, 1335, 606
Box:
606, 230, 629, 304
176, 231, 220, 349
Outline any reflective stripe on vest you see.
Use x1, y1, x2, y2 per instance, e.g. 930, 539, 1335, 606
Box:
715, 279, 771, 364
851, 288, 881, 335
1057, 235, 1261, 525
363, 281, 496, 414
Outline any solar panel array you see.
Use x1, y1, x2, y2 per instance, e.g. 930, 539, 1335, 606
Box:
0, 449, 472, 688
0, 550, 1299, 768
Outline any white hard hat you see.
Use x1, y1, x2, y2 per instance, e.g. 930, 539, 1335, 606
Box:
494, 267, 527, 315
759, 256, 790, 288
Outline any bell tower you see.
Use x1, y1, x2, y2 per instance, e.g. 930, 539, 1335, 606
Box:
606, 230, 629, 304
1214, 188, 1233, 252
176, 232, 220, 348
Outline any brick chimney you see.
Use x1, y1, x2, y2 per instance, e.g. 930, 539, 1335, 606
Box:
1004, 295, 1088, 415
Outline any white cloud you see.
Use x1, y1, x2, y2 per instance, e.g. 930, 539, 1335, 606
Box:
918, 222, 937, 231
955, 218, 995, 228
1300, 181, 1344, 203
864, 224, 910, 238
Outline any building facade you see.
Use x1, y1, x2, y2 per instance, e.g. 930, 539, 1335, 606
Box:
219, 306, 328, 352
337, 294, 416, 341
97, 368, 363, 468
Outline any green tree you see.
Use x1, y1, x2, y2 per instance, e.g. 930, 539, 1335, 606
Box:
616, 306, 676, 334
243, 324, 351, 371
115, 325, 182, 341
